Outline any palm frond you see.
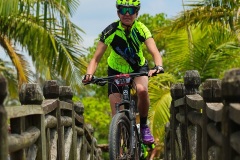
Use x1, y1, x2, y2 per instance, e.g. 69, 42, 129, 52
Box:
0, 0, 18, 16
0, 36, 32, 85
173, 0, 239, 31
148, 73, 178, 142
0, 0, 87, 92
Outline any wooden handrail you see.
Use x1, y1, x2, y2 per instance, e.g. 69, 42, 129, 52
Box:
0, 79, 102, 160
165, 68, 240, 160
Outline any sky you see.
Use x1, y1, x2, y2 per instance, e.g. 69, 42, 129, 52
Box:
73, 0, 184, 48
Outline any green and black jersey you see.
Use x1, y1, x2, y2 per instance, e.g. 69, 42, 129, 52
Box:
99, 20, 152, 73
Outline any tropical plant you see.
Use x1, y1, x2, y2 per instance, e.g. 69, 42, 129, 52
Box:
0, 0, 87, 99
145, 1, 240, 156
159, 0, 240, 81
148, 73, 177, 150
173, 0, 240, 33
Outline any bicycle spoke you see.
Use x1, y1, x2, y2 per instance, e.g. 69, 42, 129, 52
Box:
117, 122, 131, 159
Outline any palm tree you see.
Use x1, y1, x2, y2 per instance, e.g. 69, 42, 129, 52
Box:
145, 2, 240, 155
0, 0, 87, 98
173, 0, 240, 32
162, 0, 240, 81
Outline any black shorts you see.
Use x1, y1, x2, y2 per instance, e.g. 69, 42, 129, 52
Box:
107, 61, 149, 96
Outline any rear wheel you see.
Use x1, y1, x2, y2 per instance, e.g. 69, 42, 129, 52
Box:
109, 113, 131, 160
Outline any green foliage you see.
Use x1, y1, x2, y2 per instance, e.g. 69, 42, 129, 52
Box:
0, 0, 87, 97
138, 13, 171, 68
161, 14, 240, 82
148, 72, 178, 143
81, 97, 111, 143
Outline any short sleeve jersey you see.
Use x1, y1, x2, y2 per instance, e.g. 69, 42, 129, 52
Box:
99, 20, 152, 73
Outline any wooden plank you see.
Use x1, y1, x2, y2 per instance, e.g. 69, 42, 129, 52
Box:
26, 144, 38, 160
170, 103, 176, 160
35, 114, 47, 160
81, 136, 88, 160
0, 105, 8, 160
64, 127, 73, 160
6, 105, 43, 118
71, 108, 77, 160
42, 99, 58, 114
186, 94, 204, 110
75, 113, 84, 125
59, 101, 73, 110
176, 113, 185, 124
202, 103, 208, 160
61, 116, 72, 127
10, 117, 26, 160
56, 101, 65, 160
45, 115, 57, 129
77, 137, 83, 160
229, 103, 240, 124
50, 129, 58, 160
206, 103, 223, 122
174, 97, 185, 108
230, 131, 240, 154
8, 127, 40, 153
187, 111, 202, 127
75, 126, 84, 136
207, 123, 222, 146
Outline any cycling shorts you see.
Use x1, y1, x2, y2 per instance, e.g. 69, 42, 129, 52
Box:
107, 61, 149, 96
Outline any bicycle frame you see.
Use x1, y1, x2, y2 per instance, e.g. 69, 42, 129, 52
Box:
115, 83, 139, 157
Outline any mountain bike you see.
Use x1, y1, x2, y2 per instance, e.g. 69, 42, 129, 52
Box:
84, 71, 162, 160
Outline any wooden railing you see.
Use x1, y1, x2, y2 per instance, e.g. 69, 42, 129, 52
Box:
164, 68, 240, 160
0, 76, 102, 160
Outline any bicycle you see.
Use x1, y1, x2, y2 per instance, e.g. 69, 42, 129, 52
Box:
84, 71, 162, 160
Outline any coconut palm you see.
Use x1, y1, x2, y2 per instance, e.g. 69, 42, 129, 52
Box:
0, 0, 87, 98
161, 0, 240, 81
145, 2, 240, 156
173, 0, 240, 32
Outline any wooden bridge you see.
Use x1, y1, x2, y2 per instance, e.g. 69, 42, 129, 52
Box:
164, 68, 240, 160
0, 77, 102, 160
1, 68, 240, 160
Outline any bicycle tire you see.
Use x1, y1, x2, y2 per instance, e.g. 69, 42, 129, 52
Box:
109, 113, 131, 160
134, 125, 141, 160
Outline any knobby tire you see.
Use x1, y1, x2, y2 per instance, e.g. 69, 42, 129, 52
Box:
109, 113, 131, 160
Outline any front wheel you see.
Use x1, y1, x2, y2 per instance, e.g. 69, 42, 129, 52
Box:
109, 113, 131, 160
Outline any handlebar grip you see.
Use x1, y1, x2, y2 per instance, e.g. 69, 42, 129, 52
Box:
152, 69, 164, 76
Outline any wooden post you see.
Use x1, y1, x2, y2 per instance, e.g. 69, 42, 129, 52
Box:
202, 79, 222, 160
170, 83, 185, 160
74, 102, 84, 158
43, 80, 60, 99
18, 83, 46, 160
59, 86, 73, 103
0, 74, 8, 160
221, 68, 240, 160
164, 122, 170, 160
43, 80, 60, 160
86, 124, 94, 159
58, 86, 73, 160
184, 70, 201, 160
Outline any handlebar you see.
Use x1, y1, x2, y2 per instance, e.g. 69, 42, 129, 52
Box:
83, 70, 164, 86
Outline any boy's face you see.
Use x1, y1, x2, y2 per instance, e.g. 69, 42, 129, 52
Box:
118, 7, 138, 26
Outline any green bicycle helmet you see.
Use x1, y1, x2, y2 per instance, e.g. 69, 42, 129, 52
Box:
116, 0, 141, 11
